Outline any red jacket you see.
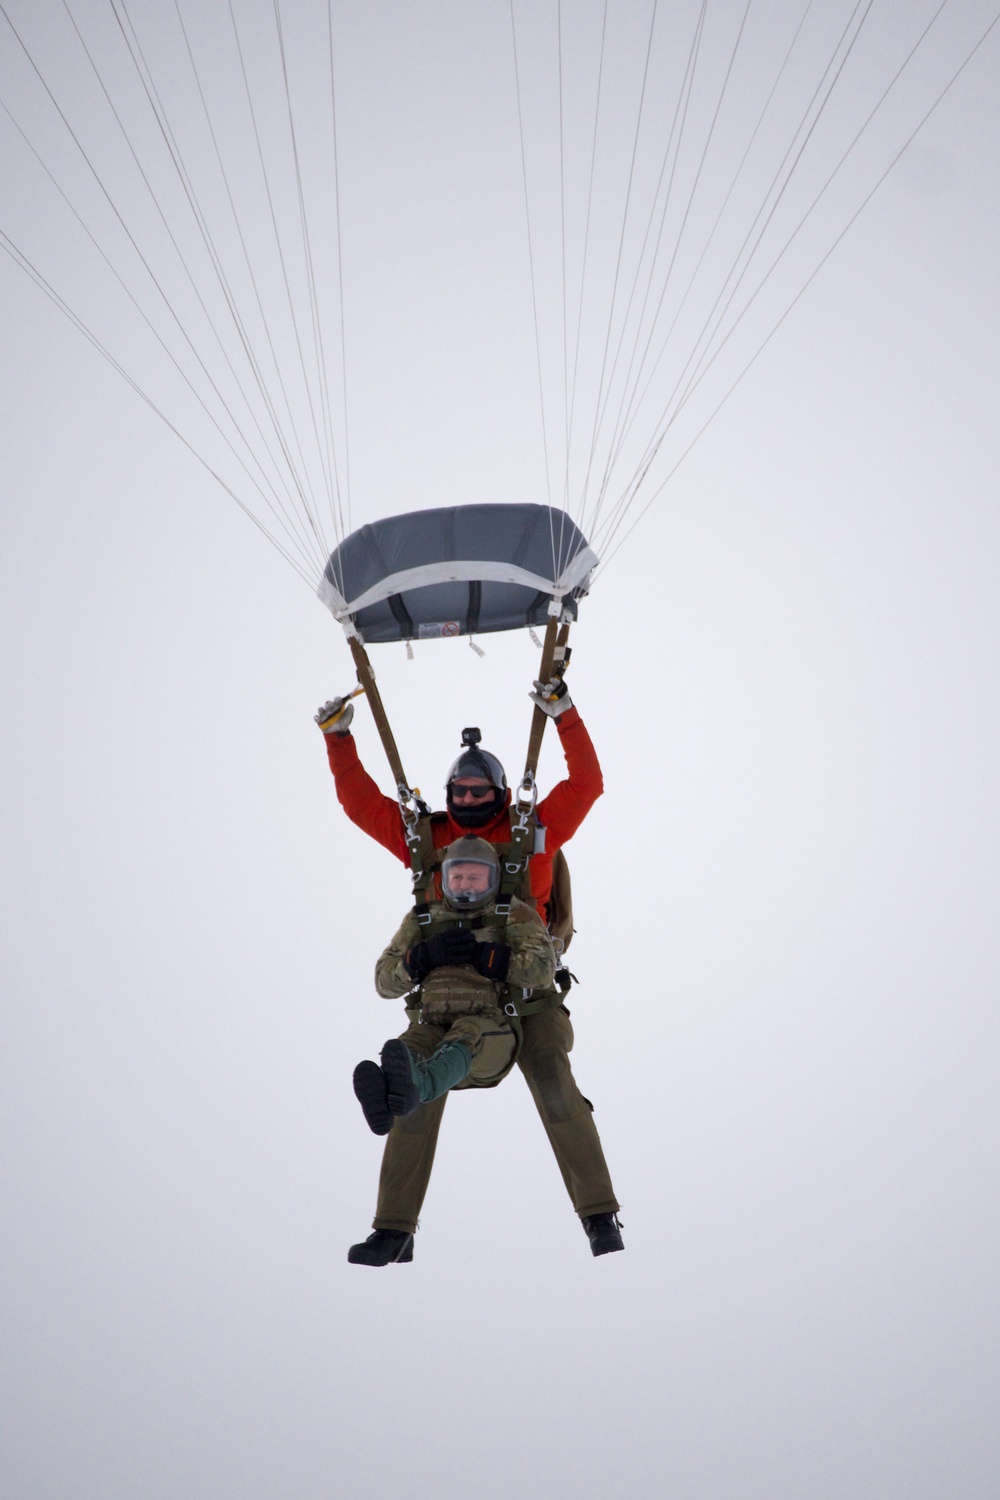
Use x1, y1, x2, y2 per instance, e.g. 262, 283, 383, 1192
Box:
324, 705, 603, 908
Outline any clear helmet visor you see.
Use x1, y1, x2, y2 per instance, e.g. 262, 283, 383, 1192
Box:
441, 857, 500, 909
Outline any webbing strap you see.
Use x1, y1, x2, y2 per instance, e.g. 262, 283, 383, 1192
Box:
407, 907, 561, 1019
521, 619, 572, 788
495, 813, 534, 917
348, 636, 408, 793
408, 816, 443, 902
501, 986, 564, 1018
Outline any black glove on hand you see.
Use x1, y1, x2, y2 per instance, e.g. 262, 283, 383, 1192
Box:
405, 927, 478, 981
470, 941, 512, 981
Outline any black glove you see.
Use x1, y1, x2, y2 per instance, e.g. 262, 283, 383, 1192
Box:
470, 941, 511, 981
405, 927, 478, 981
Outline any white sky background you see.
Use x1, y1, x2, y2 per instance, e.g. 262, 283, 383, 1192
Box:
2, 2, 1000, 1497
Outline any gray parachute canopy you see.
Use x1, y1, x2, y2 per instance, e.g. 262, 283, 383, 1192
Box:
317, 503, 598, 644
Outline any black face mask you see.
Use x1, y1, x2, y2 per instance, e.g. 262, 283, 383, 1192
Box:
447, 787, 505, 827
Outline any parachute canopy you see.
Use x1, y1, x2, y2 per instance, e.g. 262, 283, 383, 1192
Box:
318, 503, 597, 644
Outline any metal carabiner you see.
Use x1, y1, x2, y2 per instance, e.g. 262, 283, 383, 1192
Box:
398, 784, 420, 832
513, 770, 537, 832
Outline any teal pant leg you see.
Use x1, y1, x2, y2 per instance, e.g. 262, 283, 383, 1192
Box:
413, 1041, 472, 1102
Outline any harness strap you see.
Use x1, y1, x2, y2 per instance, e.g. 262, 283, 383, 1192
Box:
408, 814, 444, 903
500, 986, 565, 1018
407, 907, 562, 1020
411, 824, 536, 908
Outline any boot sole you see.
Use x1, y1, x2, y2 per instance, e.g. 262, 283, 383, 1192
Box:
353, 1060, 393, 1135
347, 1234, 414, 1265
380, 1039, 421, 1117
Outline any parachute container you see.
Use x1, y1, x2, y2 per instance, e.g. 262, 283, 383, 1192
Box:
318, 503, 598, 644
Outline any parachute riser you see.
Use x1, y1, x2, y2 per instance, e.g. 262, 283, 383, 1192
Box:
518, 615, 572, 803
346, 612, 571, 909
346, 635, 422, 836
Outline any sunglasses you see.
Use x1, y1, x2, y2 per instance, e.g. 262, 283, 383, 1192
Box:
449, 782, 496, 802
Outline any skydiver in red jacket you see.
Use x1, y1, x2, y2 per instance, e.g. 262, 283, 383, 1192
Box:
317, 676, 622, 1265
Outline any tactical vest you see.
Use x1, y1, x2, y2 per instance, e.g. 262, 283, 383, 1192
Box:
403, 808, 574, 1023
405, 903, 569, 1026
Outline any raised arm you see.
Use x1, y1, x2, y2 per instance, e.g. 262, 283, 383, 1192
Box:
316, 697, 409, 864
534, 703, 604, 849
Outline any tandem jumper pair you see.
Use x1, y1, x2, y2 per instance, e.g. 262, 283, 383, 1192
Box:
347, 615, 575, 1053
318, 503, 623, 1259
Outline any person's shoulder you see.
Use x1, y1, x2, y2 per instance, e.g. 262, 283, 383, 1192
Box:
507, 896, 549, 932
390, 903, 435, 937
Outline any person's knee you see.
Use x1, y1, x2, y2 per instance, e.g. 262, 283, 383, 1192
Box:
398, 1025, 444, 1062
523, 1044, 587, 1124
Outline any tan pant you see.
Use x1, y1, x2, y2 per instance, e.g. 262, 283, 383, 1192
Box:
372, 1005, 619, 1232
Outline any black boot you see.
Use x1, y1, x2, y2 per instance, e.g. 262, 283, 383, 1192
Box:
380, 1039, 421, 1117
582, 1212, 624, 1256
347, 1228, 414, 1266
353, 1060, 392, 1135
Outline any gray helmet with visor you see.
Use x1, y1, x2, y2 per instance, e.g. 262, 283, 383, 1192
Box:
441, 836, 500, 912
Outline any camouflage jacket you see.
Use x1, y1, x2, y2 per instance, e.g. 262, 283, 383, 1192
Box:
375, 896, 557, 1000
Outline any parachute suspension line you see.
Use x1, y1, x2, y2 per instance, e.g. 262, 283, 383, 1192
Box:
583, 0, 911, 557
0, 49, 324, 577
557, 0, 570, 527
632, 0, 878, 478
563, 0, 609, 573
0, 226, 316, 587
601, 0, 955, 557
509, 0, 554, 513
328, 0, 352, 537
596, 2, 1000, 575
581, 0, 711, 542
270, 0, 344, 546
105, 0, 328, 561
576, 0, 660, 541
592, 0, 754, 530
10, 0, 331, 573
663, 0, 953, 436
224, 0, 338, 554
596, 0, 819, 506
552, 0, 580, 588
160, 0, 329, 545
591, 0, 882, 556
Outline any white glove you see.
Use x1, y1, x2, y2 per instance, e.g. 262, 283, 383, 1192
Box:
529, 677, 573, 718
315, 696, 354, 735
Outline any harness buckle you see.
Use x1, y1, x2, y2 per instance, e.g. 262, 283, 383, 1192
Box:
495, 900, 511, 916
398, 784, 424, 845
504, 1000, 519, 1017
513, 770, 537, 829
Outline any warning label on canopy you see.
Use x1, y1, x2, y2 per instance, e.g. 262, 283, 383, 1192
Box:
417, 621, 461, 638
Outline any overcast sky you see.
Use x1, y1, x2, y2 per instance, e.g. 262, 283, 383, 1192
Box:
3, 4, 1000, 1498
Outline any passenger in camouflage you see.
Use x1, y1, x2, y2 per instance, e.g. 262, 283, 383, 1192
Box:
351, 838, 557, 1140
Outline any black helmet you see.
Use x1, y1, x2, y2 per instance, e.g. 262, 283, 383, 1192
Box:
446, 728, 507, 828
